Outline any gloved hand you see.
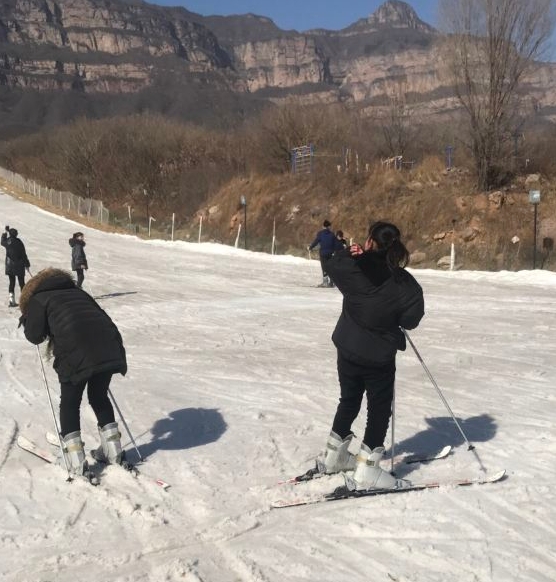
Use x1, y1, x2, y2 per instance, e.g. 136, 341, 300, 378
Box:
5, 225, 9, 232
18, 315, 26, 329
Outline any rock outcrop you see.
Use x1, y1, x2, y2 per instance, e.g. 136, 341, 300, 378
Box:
1, 0, 556, 127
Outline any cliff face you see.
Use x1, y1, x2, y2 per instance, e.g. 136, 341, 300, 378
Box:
0, 0, 235, 92
1, 0, 556, 128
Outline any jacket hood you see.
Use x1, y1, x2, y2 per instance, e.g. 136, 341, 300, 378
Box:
19, 268, 76, 315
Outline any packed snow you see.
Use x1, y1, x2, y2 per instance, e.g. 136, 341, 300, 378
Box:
0, 188, 555, 582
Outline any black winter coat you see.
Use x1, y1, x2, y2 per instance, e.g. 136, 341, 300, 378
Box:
69, 238, 88, 270
326, 249, 424, 366
1, 233, 30, 276
21, 271, 127, 384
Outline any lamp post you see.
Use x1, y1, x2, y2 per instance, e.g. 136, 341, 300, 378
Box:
240, 195, 247, 250
529, 190, 541, 269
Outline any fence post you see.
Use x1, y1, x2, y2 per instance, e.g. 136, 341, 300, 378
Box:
198, 215, 203, 243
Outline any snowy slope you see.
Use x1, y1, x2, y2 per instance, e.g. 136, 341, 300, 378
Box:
1, 188, 555, 582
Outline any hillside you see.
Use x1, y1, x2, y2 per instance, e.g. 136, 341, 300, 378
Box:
194, 163, 556, 272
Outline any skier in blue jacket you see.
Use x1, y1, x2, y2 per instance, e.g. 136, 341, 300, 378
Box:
308, 220, 342, 287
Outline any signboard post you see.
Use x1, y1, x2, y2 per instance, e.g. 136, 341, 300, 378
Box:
529, 190, 541, 269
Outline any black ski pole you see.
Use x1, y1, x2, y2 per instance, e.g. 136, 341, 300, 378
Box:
402, 329, 486, 472
390, 383, 396, 475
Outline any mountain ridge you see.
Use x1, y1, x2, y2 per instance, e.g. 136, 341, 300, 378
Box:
0, 0, 555, 135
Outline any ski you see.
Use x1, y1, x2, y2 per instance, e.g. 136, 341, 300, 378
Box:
46, 432, 171, 491
278, 445, 452, 485
271, 469, 506, 509
18, 435, 58, 464
17, 435, 99, 486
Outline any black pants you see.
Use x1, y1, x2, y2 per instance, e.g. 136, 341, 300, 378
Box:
320, 253, 333, 277
75, 269, 85, 288
331, 352, 396, 450
8, 274, 25, 293
59, 371, 115, 436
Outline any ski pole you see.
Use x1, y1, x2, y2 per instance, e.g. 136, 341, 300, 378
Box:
402, 329, 486, 472
108, 388, 144, 462
390, 383, 396, 475
36, 345, 73, 481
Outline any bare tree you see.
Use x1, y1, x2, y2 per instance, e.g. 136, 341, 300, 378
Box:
439, 0, 554, 189
379, 80, 417, 158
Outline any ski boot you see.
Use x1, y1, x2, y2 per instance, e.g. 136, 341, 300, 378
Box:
61, 431, 98, 485
316, 431, 357, 474
8, 293, 16, 307
92, 422, 135, 472
347, 444, 408, 491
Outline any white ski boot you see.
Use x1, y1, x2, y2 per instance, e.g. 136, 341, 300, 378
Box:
349, 444, 404, 491
62, 431, 89, 476
92, 422, 124, 465
317, 431, 357, 474
8, 292, 16, 307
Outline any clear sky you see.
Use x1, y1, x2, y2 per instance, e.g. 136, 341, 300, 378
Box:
153, 0, 440, 31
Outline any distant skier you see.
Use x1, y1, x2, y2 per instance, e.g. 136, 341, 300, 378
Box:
318, 221, 424, 490
308, 220, 339, 287
1, 226, 30, 307
69, 232, 88, 288
19, 268, 128, 477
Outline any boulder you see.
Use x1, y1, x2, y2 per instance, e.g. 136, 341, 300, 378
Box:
410, 251, 427, 264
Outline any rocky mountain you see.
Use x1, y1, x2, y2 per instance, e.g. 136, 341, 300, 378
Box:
0, 0, 555, 134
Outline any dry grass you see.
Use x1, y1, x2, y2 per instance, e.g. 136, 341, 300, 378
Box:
3, 155, 555, 271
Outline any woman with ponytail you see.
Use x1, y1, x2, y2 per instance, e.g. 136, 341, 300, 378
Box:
316, 221, 424, 491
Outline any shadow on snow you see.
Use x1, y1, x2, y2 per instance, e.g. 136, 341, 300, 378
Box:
138, 407, 227, 459
388, 413, 498, 474
94, 291, 139, 300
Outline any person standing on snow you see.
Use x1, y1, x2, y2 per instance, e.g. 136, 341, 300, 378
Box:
308, 220, 338, 287
19, 268, 128, 477
69, 232, 88, 288
1, 226, 30, 307
335, 230, 348, 250
318, 221, 424, 491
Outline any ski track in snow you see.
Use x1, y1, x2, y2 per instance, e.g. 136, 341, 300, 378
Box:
1, 189, 556, 581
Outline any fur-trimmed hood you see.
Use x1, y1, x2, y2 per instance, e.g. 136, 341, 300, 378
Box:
19, 268, 76, 316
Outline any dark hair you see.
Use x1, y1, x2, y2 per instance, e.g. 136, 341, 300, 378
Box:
368, 221, 410, 270
73, 232, 84, 238
323, 220, 331, 228
8, 228, 18, 238
336, 230, 344, 237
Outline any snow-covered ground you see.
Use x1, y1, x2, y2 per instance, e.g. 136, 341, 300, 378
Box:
1, 188, 555, 582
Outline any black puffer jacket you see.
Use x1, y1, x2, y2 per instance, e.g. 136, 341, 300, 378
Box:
1, 232, 30, 276
69, 238, 88, 270
326, 249, 424, 366
20, 269, 127, 384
